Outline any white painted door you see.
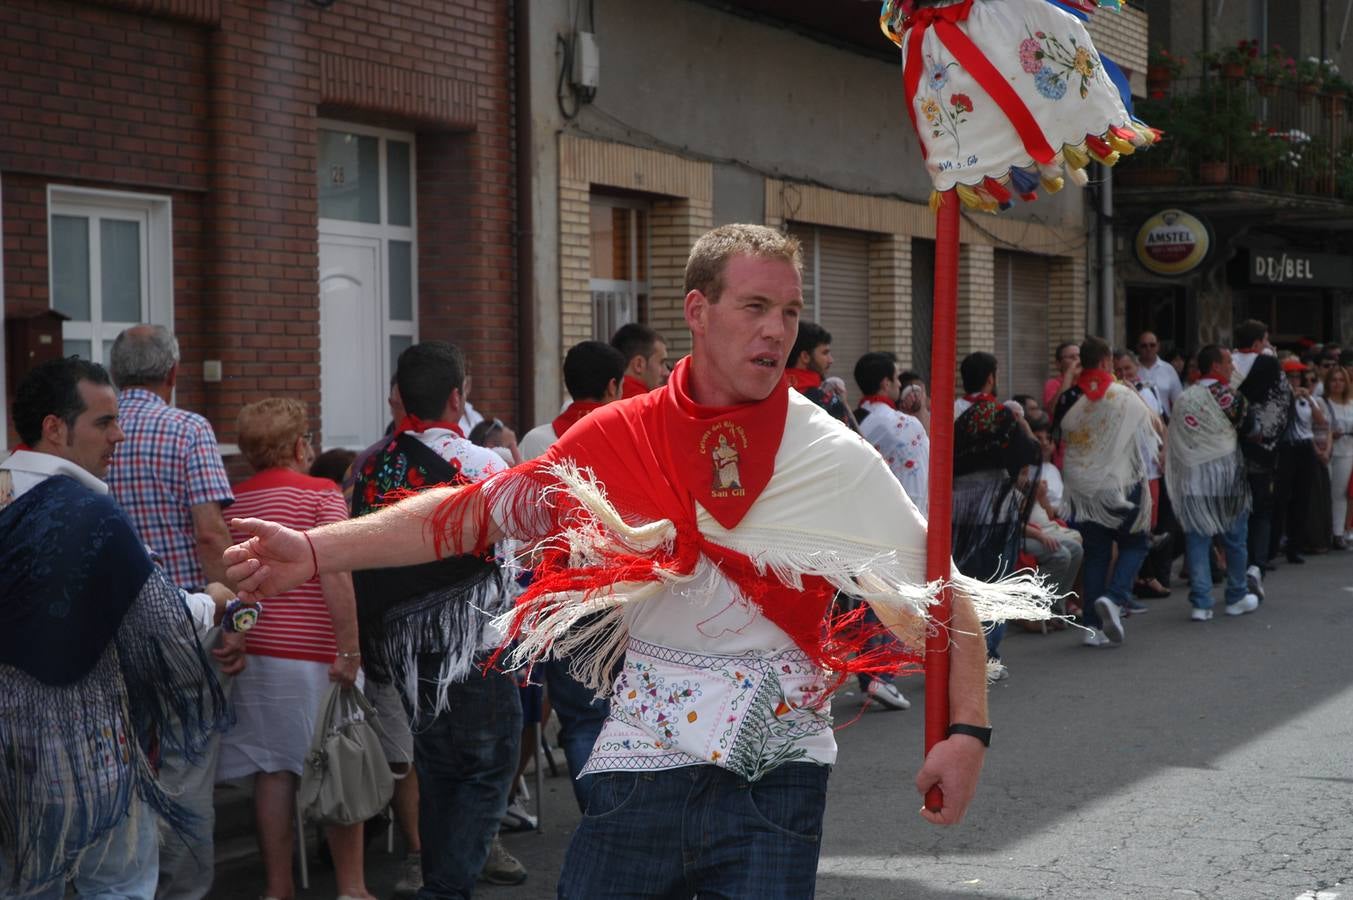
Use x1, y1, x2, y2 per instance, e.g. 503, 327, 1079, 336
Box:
319, 235, 383, 449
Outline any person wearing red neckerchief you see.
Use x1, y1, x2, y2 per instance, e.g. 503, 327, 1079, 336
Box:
520, 340, 626, 463
611, 322, 669, 399
226, 225, 1050, 899
787, 320, 854, 428
1054, 336, 1161, 649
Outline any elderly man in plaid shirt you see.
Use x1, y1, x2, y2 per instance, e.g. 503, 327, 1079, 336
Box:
106, 324, 237, 900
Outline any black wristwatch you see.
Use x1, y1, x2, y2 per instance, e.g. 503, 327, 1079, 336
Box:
947, 723, 992, 747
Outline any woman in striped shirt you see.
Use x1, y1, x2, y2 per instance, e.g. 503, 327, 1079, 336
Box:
219, 398, 371, 900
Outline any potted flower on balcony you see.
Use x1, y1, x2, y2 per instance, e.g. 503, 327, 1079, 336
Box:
1296, 57, 1325, 100
1254, 45, 1294, 95
1234, 124, 1286, 186
1320, 65, 1348, 117
1299, 135, 1336, 194
1208, 39, 1261, 82
1147, 46, 1188, 98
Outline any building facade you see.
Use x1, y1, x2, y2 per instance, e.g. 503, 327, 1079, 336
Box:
520, 0, 1150, 417
1, 0, 517, 455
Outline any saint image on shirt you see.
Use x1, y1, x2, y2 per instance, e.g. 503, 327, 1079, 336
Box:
711, 434, 742, 491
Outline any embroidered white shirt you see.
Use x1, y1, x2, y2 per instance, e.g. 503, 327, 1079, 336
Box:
857, 400, 930, 516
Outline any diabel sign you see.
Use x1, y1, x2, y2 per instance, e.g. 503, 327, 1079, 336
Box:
1249, 250, 1353, 288
1135, 209, 1210, 276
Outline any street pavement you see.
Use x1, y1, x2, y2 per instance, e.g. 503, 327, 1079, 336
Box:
214, 548, 1352, 899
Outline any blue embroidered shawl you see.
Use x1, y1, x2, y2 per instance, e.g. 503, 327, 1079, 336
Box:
0, 475, 228, 891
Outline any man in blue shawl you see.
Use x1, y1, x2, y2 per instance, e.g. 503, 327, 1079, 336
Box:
0, 357, 231, 897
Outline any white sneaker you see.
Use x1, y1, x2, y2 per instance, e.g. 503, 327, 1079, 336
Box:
866, 679, 911, 710
985, 659, 1010, 683
1082, 629, 1114, 648
1094, 596, 1125, 643
1225, 593, 1260, 616
500, 796, 537, 832
1189, 607, 1214, 622
392, 853, 422, 897
1246, 565, 1264, 603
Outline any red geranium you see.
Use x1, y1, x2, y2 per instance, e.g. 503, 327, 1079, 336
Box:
951, 93, 974, 112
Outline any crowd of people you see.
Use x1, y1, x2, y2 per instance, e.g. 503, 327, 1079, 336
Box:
2, 221, 1346, 900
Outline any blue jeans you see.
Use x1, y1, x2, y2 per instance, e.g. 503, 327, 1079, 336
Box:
411, 655, 522, 900
558, 763, 829, 899
1185, 512, 1250, 609
544, 656, 609, 812
2, 799, 159, 899
1075, 488, 1150, 629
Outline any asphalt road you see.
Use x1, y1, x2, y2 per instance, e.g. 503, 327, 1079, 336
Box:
215, 549, 1352, 899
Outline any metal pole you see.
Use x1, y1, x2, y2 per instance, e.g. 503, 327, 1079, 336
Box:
1100, 169, 1115, 345
923, 189, 960, 813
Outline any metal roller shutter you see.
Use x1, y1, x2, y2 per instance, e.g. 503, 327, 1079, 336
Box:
993, 251, 1051, 401
788, 224, 872, 404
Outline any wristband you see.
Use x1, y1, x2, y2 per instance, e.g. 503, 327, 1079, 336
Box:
223, 598, 263, 634
336, 651, 361, 660
947, 723, 992, 747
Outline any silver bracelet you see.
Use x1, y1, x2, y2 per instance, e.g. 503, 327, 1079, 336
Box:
336, 651, 362, 659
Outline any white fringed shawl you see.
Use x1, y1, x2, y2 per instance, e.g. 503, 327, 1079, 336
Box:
1060, 381, 1160, 533
1165, 384, 1251, 536
492, 394, 1056, 692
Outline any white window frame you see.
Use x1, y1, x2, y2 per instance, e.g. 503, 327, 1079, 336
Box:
47, 186, 173, 365
316, 119, 418, 384
589, 194, 651, 342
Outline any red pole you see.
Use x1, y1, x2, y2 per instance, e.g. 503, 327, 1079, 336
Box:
923, 189, 960, 813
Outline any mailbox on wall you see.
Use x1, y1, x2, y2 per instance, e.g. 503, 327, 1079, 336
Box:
5, 310, 68, 400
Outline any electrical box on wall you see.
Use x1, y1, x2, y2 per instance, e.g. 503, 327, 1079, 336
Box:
572, 32, 599, 93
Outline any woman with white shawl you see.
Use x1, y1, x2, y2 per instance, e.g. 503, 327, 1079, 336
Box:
1165, 346, 1259, 621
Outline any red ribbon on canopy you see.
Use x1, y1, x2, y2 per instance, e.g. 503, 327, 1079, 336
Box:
902, 0, 1058, 169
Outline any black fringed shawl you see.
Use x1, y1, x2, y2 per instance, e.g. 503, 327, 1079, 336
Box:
0, 475, 228, 891
350, 434, 506, 713
952, 400, 1042, 582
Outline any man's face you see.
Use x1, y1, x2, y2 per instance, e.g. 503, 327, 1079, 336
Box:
1058, 345, 1080, 373
1211, 349, 1234, 383
686, 254, 803, 406
807, 343, 833, 377
1113, 355, 1138, 384
46, 380, 124, 479
882, 363, 902, 402
642, 340, 669, 389
1137, 333, 1160, 363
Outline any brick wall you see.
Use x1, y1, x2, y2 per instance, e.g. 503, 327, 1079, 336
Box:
956, 244, 997, 361
868, 236, 913, 367
1, 0, 515, 447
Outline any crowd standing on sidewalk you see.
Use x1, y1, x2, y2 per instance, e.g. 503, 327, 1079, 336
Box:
1, 225, 1347, 899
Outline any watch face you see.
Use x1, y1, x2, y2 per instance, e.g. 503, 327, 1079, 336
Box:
230, 602, 262, 633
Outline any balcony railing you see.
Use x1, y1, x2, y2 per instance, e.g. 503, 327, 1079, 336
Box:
1121, 75, 1353, 201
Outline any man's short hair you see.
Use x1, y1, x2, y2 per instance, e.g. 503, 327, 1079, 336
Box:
109, 325, 180, 388
685, 223, 802, 303
898, 370, 924, 389
1196, 344, 1226, 377
237, 397, 308, 472
13, 356, 113, 447
1054, 341, 1078, 362
396, 342, 466, 420
1112, 348, 1136, 363
1234, 319, 1269, 350
1080, 336, 1112, 372
854, 352, 898, 396
960, 351, 997, 394
610, 323, 662, 366
564, 340, 626, 401
789, 322, 831, 368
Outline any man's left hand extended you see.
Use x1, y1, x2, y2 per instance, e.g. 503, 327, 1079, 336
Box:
915, 733, 987, 826
213, 630, 248, 676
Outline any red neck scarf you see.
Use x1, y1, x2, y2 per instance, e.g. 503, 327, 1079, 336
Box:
552, 400, 605, 439
395, 415, 465, 438
621, 375, 650, 399
785, 368, 822, 392
860, 394, 897, 409
963, 392, 997, 404
1076, 370, 1114, 402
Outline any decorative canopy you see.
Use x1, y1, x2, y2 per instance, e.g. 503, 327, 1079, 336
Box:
881, 0, 1158, 212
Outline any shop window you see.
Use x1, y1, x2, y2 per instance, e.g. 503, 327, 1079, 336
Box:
590, 195, 649, 342
48, 187, 173, 364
